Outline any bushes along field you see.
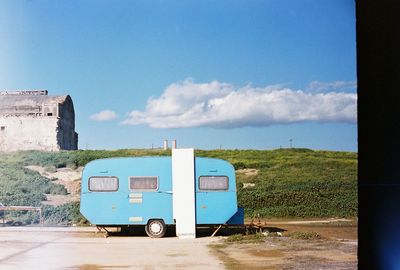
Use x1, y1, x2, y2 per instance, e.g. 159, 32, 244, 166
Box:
0, 148, 357, 224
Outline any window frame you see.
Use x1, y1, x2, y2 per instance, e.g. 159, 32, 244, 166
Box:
88, 176, 119, 192
198, 175, 229, 191
129, 176, 159, 192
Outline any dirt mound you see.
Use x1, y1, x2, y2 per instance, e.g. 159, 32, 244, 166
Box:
26, 165, 83, 206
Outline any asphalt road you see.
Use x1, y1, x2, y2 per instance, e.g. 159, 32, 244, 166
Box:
0, 227, 224, 270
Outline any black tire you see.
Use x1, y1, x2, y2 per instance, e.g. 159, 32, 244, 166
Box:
145, 219, 166, 238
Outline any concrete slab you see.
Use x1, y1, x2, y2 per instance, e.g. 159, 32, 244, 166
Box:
0, 227, 223, 270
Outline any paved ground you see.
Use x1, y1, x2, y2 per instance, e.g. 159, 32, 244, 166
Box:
0, 220, 358, 270
0, 227, 224, 270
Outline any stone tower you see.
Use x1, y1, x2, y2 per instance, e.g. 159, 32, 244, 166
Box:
0, 90, 78, 152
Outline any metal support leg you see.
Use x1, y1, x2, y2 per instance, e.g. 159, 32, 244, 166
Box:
211, 225, 223, 237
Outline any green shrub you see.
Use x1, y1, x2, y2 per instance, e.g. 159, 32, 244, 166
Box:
44, 165, 57, 173
225, 233, 244, 242
0, 164, 59, 206
49, 184, 68, 195
288, 231, 322, 240
224, 233, 265, 243
43, 202, 87, 225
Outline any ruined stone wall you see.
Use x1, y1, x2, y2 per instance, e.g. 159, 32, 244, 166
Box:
0, 93, 78, 152
57, 98, 78, 150
0, 116, 60, 151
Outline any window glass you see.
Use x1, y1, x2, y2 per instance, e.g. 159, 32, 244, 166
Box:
199, 176, 229, 191
129, 176, 158, 190
89, 177, 118, 192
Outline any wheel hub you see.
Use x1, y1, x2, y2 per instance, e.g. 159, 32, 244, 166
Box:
150, 222, 162, 234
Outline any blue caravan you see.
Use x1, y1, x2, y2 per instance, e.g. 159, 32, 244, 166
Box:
80, 153, 244, 238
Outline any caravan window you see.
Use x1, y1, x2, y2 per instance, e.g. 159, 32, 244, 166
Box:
199, 176, 229, 191
89, 176, 119, 192
129, 176, 158, 191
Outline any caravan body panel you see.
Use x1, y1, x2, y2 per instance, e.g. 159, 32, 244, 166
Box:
80, 156, 239, 226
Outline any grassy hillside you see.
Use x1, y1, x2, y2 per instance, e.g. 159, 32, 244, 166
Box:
196, 149, 357, 217
0, 148, 357, 224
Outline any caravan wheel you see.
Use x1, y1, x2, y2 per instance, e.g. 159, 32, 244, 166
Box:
145, 219, 166, 238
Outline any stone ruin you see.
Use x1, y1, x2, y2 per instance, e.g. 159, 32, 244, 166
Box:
0, 90, 78, 152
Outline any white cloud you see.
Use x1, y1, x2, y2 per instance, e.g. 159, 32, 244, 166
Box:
121, 79, 357, 128
89, 110, 118, 121
307, 80, 357, 93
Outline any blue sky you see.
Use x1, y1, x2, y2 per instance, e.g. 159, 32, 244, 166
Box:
0, 0, 357, 151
